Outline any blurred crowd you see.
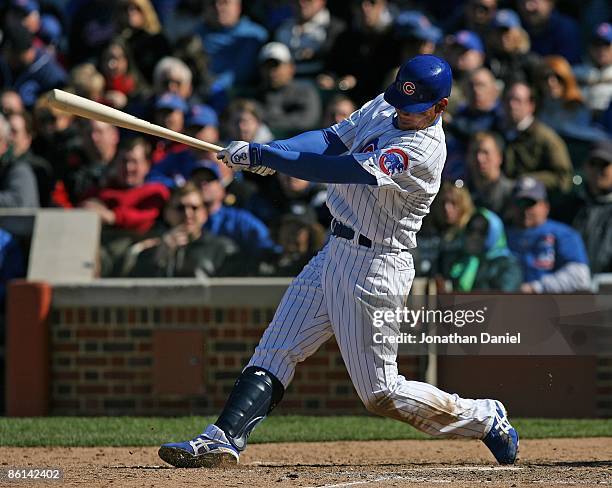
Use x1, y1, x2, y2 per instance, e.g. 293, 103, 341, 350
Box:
0, 0, 610, 294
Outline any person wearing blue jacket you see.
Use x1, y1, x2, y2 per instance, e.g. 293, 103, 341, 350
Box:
196, 0, 268, 99
0, 22, 67, 108
507, 176, 591, 293
190, 161, 279, 259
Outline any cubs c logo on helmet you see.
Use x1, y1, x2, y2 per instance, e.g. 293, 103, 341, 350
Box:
402, 82, 416, 96
378, 148, 409, 176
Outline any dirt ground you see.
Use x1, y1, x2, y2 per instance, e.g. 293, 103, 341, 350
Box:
0, 438, 610, 487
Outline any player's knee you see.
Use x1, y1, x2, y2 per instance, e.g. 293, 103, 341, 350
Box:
361, 388, 396, 416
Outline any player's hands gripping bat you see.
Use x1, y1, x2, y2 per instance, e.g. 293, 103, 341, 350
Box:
217, 140, 276, 176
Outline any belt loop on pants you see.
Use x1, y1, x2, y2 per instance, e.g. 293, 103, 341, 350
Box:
331, 219, 372, 248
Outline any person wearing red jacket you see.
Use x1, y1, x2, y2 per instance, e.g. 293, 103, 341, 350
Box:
81, 137, 169, 234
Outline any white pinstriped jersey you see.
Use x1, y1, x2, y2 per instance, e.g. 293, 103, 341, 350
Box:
246, 97, 497, 444
328, 94, 447, 249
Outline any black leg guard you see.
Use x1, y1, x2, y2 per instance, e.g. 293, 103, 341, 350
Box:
214, 366, 285, 451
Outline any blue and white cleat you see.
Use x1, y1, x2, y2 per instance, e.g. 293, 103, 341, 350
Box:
158, 434, 239, 468
483, 400, 519, 465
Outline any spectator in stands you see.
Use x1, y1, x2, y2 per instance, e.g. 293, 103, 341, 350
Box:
517, 0, 581, 64
487, 9, 541, 85
0, 113, 38, 207
0, 89, 24, 116
275, 0, 345, 77
81, 138, 169, 234
30, 94, 80, 206
8, 111, 53, 206
454, 68, 503, 138
0, 22, 67, 108
247, 171, 330, 228
148, 104, 219, 188
255, 42, 322, 138
428, 182, 475, 275
163, 0, 206, 43
151, 92, 188, 163
124, 182, 238, 277
64, 120, 120, 205
152, 57, 193, 101
265, 213, 326, 277
70, 64, 106, 102
99, 39, 146, 110
190, 161, 278, 259
467, 131, 514, 218
574, 23, 612, 116
67, 0, 116, 65
507, 176, 591, 293
501, 80, 574, 194
391, 11, 441, 69
443, 208, 522, 292
322, 0, 397, 104
114, 0, 171, 83
445, 30, 486, 80
171, 34, 213, 103
555, 140, 612, 273
323, 95, 356, 127
443, 30, 486, 114
536, 56, 592, 137
444, 0, 498, 40
446, 68, 503, 181
197, 0, 268, 94
221, 99, 273, 144
5, 0, 41, 36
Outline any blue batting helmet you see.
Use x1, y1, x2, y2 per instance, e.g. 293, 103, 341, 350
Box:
384, 54, 452, 113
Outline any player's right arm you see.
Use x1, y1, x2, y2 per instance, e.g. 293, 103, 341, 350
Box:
268, 128, 348, 156
266, 96, 377, 156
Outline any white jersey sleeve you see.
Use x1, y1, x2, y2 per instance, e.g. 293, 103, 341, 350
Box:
330, 97, 379, 150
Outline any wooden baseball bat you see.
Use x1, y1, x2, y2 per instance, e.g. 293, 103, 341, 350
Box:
46, 89, 224, 153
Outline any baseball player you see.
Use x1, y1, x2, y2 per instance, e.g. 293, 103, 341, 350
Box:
158, 54, 519, 468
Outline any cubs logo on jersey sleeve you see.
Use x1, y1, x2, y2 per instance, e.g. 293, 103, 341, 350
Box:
378, 148, 409, 176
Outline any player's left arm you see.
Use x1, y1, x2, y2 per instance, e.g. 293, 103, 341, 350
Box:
219, 141, 377, 185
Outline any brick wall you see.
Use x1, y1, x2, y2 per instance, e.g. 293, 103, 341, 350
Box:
597, 357, 612, 417
9, 279, 609, 418
49, 302, 422, 416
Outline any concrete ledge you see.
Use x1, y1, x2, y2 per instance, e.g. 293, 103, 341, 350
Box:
51, 277, 431, 308
52, 278, 294, 307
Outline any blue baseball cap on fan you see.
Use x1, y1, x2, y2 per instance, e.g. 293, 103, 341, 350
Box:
513, 176, 547, 202
394, 11, 442, 44
492, 9, 521, 30
10, 0, 39, 14
449, 30, 484, 53
190, 160, 221, 180
154, 93, 188, 113
186, 104, 218, 128
592, 22, 612, 44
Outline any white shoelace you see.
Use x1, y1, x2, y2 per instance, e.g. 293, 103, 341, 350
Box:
493, 409, 512, 435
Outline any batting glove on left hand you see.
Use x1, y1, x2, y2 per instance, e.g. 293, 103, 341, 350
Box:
217, 141, 253, 170
217, 141, 276, 176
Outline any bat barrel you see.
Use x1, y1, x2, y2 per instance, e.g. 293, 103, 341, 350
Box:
46, 89, 224, 154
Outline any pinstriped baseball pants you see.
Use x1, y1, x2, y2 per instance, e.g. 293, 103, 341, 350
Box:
248, 236, 496, 439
